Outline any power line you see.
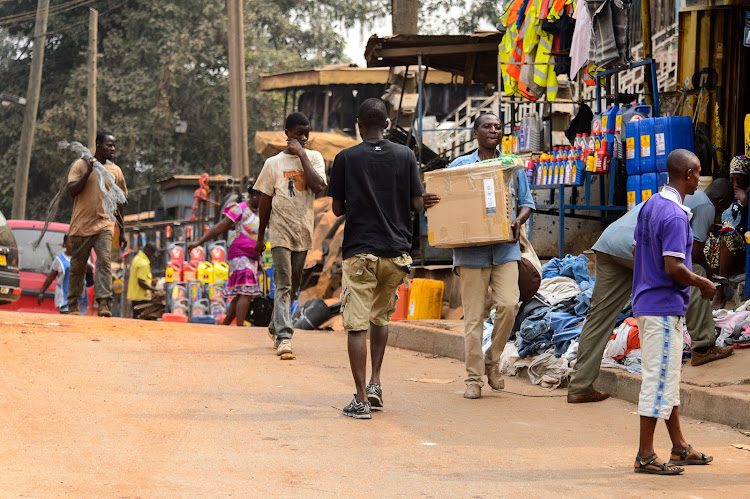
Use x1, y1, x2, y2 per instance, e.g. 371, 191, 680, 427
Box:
0, 0, 132, 89
0, 0, 96, 26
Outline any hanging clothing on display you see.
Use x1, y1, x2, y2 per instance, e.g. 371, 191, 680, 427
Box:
499, 0, 577, 102
587, 0, 633, 68
569, 0, 592, 78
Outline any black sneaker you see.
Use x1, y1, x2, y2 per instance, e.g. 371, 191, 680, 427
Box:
342, 395, 371, 419
366, 382, 383, 410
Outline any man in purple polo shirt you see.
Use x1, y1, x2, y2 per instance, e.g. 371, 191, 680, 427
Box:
632, 149, 716, 475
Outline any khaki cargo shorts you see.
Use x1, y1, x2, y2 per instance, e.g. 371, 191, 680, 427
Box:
340, 253, 412, 332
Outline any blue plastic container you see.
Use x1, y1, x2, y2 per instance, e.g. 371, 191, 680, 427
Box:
677, 116, 694, 151
266, 264, 274, 299
601, 105, 619, 137
615, 104, 629, 135
641, 173, 658, 203
654, 116, 695, 173
658, 172, 669, 191
626, 121, 641, 175
189, 315, 218, 325
638, 118, 656, 173
627, 175, 641, 211
572, 157, 585, 186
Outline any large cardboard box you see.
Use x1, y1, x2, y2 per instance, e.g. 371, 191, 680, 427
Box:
424, 157, 522, 248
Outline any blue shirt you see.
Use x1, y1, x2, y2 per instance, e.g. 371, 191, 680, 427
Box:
632, 186, 693, 317
448, 149, 536, 268
593, 191, 713, 260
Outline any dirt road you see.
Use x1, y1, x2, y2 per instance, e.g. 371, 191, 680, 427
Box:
1, 312, 748, 497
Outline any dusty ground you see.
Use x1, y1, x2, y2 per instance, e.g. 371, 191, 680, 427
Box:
1, 311, 749, 497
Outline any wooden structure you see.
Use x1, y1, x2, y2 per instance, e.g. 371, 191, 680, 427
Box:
260, 64, 491, 136
676, 0, 750, 174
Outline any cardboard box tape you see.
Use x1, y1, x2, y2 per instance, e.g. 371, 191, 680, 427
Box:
424, 156, 523, 248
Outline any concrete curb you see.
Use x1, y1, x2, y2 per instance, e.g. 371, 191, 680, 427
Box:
388, 320, 750, 429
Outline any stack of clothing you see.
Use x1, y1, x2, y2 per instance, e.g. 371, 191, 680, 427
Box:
515, 254, 595, 359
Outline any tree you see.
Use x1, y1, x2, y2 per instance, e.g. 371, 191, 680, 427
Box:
0, 0, 387, 220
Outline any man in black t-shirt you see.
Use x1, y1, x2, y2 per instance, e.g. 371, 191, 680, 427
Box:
328, 98, 438, 419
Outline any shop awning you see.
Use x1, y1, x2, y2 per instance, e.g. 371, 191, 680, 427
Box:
364, 31, 501, 85
260, 64, 465, 91
254, 130, 360, 162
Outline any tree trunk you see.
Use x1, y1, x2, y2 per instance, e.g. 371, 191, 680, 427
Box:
392, 0, 418, 35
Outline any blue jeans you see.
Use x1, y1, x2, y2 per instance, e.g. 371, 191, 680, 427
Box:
269, 247, 306, 344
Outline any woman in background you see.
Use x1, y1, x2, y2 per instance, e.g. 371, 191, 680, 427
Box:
188, 187, 263, 326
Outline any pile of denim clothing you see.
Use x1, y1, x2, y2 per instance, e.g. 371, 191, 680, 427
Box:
515, 255, 597, 359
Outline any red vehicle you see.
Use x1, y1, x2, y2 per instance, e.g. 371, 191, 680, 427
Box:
0, 220, 95, 315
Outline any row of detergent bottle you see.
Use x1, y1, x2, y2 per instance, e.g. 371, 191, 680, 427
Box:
525, 133, 611, 187
165, 242, 229, 285
528, 148, 585, 186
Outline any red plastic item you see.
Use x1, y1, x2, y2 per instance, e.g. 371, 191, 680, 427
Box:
595, 136, 611, 173
161, 313, 189, 323
391, 281, 412, 322
190, 246, 205, 262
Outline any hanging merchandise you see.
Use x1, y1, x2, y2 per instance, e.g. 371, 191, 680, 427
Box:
587, 0, 634, 68
499, 0, 577, 102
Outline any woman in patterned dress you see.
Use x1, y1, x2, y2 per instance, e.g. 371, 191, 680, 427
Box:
188, 187, 263, 326
703, 156, 750, 307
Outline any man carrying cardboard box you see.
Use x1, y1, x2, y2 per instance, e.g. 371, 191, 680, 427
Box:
427, 113, 535, 399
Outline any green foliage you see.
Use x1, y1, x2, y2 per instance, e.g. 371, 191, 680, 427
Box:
0, 0, 386, 219
420, 0, 502, 34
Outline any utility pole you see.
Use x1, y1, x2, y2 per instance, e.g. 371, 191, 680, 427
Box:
391, 0, 418, 35
227, 0, 249, 181
87, 8, 98, 151
12, 0, 50, 220
641, 0, 654, 108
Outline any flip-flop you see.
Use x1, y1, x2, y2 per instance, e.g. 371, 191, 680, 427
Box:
634, 453, 684, 475
668, 444, 713, 465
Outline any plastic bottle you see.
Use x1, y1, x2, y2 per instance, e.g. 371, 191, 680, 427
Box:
213, 261, 229, 284
183, 261, 198, 282
198, 261, 213, 285
638, 118, 656, 173
625, 120, 640, 175
615, 104, 628, 135
595, 136, 611, 173
209, 242, 227, 263
604, 128, 615, 158
620, 103, 652, 131
641, 172, 658, 202
627, 175, 641, 211
536, 158, 545, 185
591, 111, 603, 136
563, 158, 573, 185
573, 154, 584, 186
189, 245, 205, 263
602, 104, 619, 135
654, 116, 695, 173
526, 159, 535, 185
167, 242, 185, 264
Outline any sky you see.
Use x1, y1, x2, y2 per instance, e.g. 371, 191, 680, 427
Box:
343, 17, 392, 66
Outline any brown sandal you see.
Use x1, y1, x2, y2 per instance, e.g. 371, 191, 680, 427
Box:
634, 453, 684, 475
669, 444, 713, 465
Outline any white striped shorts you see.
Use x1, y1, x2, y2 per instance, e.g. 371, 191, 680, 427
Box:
636, 315, 684, 420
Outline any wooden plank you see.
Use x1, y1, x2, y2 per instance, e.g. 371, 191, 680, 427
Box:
374, 42, 499, 58
684, 10, 698, 85
698, 11, 711, 71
